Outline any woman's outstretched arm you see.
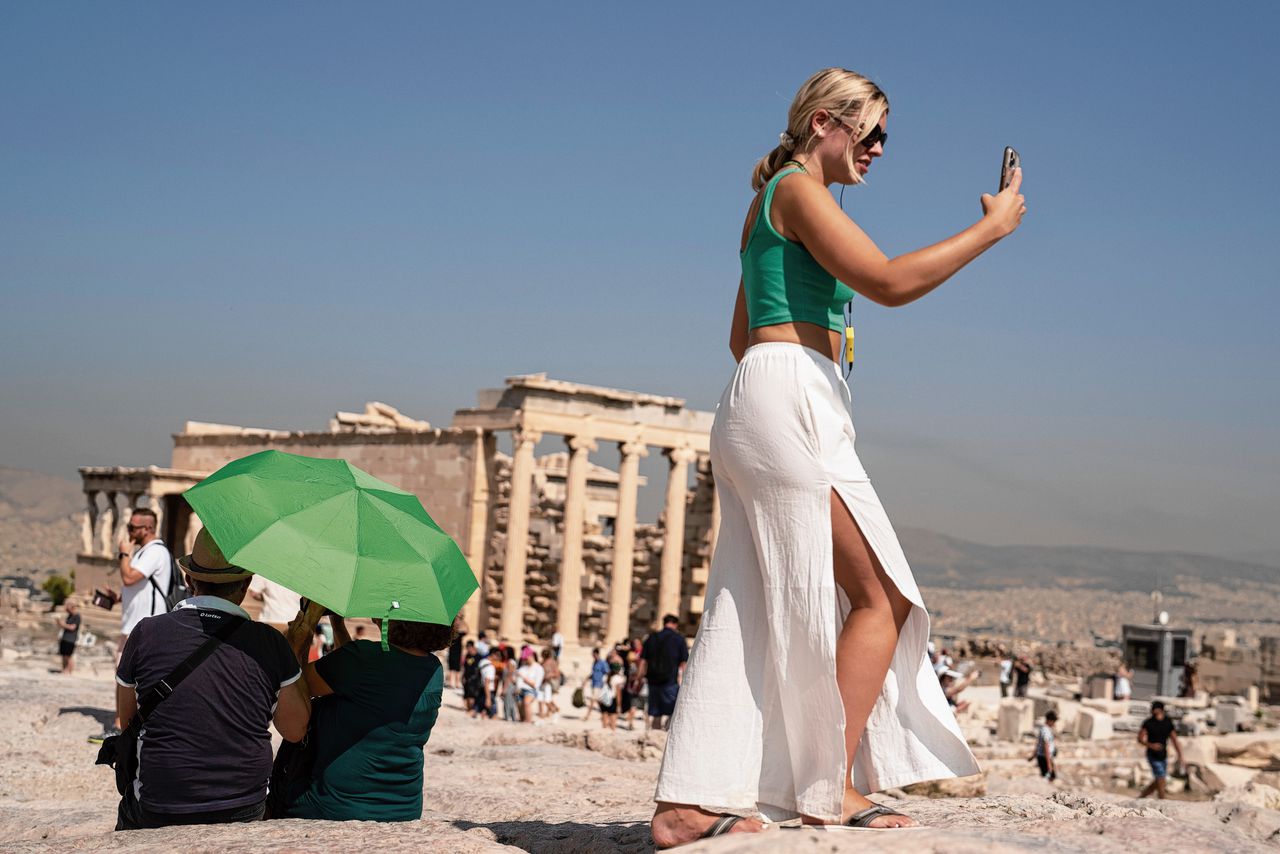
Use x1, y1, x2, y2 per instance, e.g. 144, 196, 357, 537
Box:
785, 168, 1025, 307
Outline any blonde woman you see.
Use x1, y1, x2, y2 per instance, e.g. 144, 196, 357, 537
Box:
650, 68, 1026, 846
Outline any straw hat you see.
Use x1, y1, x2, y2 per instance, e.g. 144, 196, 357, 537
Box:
177, 528, 254, 583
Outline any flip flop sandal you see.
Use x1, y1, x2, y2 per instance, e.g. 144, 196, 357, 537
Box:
701, 815, 745, 838
809, 804, 925, 831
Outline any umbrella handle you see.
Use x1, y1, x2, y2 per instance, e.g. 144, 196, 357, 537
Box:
286, 600, 328, 665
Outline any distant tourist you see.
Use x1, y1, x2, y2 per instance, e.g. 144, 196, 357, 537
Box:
940, 668, 977, 714
95, 508, 173, 739
516, 648, 544, 722
1030, 710, 1058, 782
1013, 655, 1033, 698
354, 624, 367, 641
1113, 664, 1132, 702
500, 648, 520, 721
56, 598, 81, 674
538, 647, 561, 719
597, 659, 625, 731
1179, 660, 1198, 698
247, 574, 300, 634
551, 630, 564, 660
113, 528, 309, 829
471, 649, 496, 719
1137, 700, 1184, 799
583, 647, 608, 722
639, 614, 688, 731
461, 641, 481, 712
998, 654, 1013, 698
282, 615, 450, 822
475, 631, 490, 657
445, 623, 465, 690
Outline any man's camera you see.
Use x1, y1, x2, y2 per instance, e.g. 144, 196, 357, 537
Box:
92, 587, 121, 611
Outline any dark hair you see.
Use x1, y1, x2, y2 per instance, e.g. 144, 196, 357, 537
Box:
1045, 710, 1058, 723
1151, 700, 1166, 711
131, 508, 158, 528
592, 647, 600, 656
189, 575, 250, 600
388, 619, 453, 653
663, 614, 679, 626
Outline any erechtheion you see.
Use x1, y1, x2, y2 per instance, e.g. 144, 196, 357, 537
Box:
74, 374, 718, 649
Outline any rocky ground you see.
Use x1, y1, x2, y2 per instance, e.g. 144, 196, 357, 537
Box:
0, 651, 1278, 853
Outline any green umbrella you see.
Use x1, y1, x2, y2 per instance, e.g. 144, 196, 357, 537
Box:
183, 450, 477, 631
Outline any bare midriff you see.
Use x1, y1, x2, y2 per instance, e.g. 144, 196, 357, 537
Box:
748, 321, 842, 364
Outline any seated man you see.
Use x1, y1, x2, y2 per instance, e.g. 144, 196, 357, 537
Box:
115, 528, 310, 830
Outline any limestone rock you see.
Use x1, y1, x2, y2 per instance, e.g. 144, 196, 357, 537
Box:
1074, 707, 1114, 740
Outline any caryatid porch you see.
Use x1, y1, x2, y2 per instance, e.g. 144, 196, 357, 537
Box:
451, 374, 716, 647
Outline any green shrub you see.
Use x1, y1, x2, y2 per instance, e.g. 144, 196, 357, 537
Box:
42, 574, 74, 607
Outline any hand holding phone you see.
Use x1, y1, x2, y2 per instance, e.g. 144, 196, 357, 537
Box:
981, 147, 1026, 237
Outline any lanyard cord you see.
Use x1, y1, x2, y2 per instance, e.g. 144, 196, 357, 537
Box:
839, 184, 854, 380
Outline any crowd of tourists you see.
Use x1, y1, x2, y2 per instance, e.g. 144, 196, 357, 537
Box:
450, 613, 689, 732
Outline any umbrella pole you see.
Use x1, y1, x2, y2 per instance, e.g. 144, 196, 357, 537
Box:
286, 600, 328, 665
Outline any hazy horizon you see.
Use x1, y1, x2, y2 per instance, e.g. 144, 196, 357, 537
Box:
3, 3, 1278, 561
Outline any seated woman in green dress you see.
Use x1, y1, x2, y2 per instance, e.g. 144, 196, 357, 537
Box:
284, 616, 451, 822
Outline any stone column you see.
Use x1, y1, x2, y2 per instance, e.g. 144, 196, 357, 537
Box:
82, 492, 99, 555
461, 429, 491, 635
556, 435, 596, 645
101, 491, 120, 555
499, 427, 541, 642
657, 447, 697, 625
605, 440, 647, 643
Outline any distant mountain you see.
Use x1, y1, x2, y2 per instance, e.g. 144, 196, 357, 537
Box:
0, 467, 82, 577
898, 526, 1280, 592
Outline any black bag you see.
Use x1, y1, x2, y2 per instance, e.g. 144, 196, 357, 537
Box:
95, 617, 243, 794
264, 724, 317, 819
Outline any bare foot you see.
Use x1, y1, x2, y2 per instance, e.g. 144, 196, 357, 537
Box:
651, 803, 764, 849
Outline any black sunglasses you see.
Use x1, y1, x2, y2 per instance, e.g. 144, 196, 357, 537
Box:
834, 116, 887, 151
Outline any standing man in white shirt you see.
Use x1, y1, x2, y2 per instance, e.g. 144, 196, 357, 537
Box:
117, 508, 173, 645
93, 508, 172, 741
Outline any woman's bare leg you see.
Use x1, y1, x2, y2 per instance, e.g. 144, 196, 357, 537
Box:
819, 488, 916, 828
651, 802, 764, 849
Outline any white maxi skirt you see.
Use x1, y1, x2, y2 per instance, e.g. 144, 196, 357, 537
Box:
653, 343, 980, 822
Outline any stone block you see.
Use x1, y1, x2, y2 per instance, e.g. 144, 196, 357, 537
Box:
1074, 707, 1114, 740
1086, 675, 1114, 700
1181, 736, 1218, 769
1216, 703, 1243, 733
997, 698, 1034, 742
1200, 762, 1260, 792
1081, 698, 1130, 716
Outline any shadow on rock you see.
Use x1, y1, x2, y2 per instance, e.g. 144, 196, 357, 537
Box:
58, 706, 115, 728
453, 818, 652, 852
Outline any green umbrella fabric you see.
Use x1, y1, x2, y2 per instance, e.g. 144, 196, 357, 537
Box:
183, 450, 477, 627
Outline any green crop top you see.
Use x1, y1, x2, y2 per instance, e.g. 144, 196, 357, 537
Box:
741, 167, 855, 333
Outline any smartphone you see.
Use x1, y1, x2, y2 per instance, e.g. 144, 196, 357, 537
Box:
1000, 146, 1021, 192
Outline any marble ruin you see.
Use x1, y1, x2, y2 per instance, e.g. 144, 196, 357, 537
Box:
74, 374, 717, 650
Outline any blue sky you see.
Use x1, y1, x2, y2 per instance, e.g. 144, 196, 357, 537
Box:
2, 3, 1277, 559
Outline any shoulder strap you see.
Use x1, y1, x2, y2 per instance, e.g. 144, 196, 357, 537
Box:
759, 166, 803, 225
131, 616, 245, 726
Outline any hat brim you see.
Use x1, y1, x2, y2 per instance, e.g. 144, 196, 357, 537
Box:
177, 553, 254, 583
